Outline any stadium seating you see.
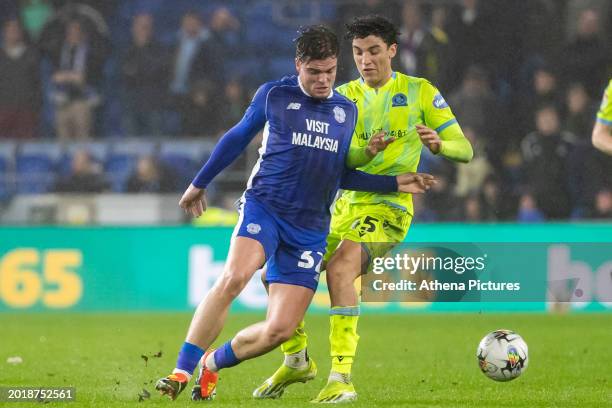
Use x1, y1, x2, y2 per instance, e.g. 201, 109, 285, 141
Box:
158, 140, 213, 185
0, 142, 16, 201
105, 140, 156, 192
16, 142, 62, 194
0, 140, 217, 198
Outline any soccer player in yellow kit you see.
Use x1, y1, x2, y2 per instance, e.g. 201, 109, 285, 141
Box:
592, 79, 612, 155
254, 16, 473, 403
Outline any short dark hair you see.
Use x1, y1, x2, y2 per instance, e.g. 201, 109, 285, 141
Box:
345, 15, 400, 46
295, 25, 339, 62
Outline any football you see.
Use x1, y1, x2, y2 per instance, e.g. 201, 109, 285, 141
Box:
477, 329, 529, 381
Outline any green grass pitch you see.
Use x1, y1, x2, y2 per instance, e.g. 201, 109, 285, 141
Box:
1, 312, 610, 407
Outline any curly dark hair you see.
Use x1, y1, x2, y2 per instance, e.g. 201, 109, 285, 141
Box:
345, 15, 400, 46
294, 25, 339, 62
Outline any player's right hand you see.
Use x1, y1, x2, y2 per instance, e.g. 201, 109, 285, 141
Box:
179, 184, 207, 218
396, 173, 436, 193
366, 130, 396, 157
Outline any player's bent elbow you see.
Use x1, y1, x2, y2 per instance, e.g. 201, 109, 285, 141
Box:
459, 140, 475, 163
463, 146, 474, 163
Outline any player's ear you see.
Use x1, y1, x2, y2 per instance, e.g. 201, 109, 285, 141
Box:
388, 43, 397, 59
295, 58, 301, 74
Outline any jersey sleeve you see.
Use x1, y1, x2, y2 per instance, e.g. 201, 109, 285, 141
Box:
420, 80, 473, 163
596, 80, 612, 125
191, 83, 269, 188
340, 167, 398, 192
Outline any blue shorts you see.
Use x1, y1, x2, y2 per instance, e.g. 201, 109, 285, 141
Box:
234, 197, 327, 291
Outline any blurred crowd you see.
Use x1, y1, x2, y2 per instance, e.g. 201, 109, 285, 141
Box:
0, 0, 610, 222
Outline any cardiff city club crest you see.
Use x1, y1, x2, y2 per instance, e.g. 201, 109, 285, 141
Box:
333, 106, 346, 123
246, 223, 261, 234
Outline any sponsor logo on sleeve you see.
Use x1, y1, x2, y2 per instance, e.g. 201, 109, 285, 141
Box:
433, 93, 449, 109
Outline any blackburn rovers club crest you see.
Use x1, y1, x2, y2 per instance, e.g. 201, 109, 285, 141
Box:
246, 223, 261, 234
333, 106, 346, 123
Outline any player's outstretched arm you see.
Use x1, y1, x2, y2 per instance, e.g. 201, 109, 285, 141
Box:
340, 168, 435, 194
184, 84, 269, 217
592, 121, 612, 155
346, 130, 396, 168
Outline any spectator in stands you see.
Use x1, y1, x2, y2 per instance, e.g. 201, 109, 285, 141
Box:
424, 161, 458, 221
516, 64, 562, 139
183, 80, 224, 137
479, 175, 507, 220
209, 7, 241, 61
520, 105, 575, 219
454, 127, 491, 198
587, 189, 612, 219
50, 19, 105, 140
561, 8, 610, 98
0, 19, 41, 139
219, 79, 249, 132
562, 83, 598, 215
54, 149, 109, 193
517, 192, 545, 222
120, 13, 169, 137
126, 156, 175, 193
462, 194, 483, 222
398, 0, 450, 91
448, 65, 499, 137
446, 0, 494, 87
564, 82, 596, 142
169, 11, 223, 135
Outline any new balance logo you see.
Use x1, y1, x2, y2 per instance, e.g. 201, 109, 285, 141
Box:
286, 102, 301, 110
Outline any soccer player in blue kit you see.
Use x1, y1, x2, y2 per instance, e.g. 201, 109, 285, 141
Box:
155, 26, 435, 401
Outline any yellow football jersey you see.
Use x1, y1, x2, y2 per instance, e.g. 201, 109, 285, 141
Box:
336, 72, 464, 214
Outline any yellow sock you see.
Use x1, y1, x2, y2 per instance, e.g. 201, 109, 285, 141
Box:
329, 306, 360, 375
281, 320, 308, 355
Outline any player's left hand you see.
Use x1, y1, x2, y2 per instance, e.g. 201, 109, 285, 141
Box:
367, 130, 396, 157
179, 184, 207, 218
396, 172, 436, 193
416, 124, 442, 154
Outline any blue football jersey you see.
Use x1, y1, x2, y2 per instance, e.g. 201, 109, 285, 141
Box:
244, 76, 357, 231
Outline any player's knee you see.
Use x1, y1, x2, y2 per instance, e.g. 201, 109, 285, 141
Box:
327, 251, 361, 285
218, 269, 250, 299
263, 321, 295, 346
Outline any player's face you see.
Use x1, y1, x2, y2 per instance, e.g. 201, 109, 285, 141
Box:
352, 35, 397, 88
296, 57, 337, 99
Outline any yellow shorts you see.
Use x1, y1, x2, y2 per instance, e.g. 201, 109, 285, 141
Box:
324, 196, 413, 263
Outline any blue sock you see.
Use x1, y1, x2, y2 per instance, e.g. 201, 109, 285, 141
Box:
176, 342, 205, 375
213, 340, 241, 370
